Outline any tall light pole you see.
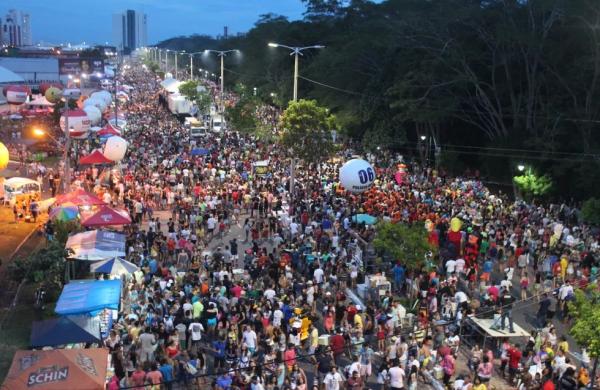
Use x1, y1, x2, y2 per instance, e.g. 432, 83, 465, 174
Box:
165, 50, 169, 74
186, 52, 204, 81
268, 43, 325, 101
175, 51, 178, 79
268, 42, 325, 211
204, 49, 239, 112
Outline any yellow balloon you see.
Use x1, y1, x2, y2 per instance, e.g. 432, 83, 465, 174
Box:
0, 142, 8, 170
450, 217, 462, 233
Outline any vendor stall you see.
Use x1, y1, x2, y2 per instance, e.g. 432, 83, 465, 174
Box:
65, 230, 126, 261
2, 348, 108, 390
55, 279, 121, 339
30, 315, 102, 348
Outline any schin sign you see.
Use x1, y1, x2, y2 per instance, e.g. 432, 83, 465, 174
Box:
27, 366, 69, 386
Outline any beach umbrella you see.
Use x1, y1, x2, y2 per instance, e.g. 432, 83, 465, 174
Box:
352, 213, 377, 225
79, 149, 113, 165
49, 205, 79, 221
90, 257, 139, 275
56, 188, 105, 206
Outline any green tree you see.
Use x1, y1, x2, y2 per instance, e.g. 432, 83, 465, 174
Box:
225, 96, 258, 134
178, 80, 199, 101
7, 240, 70, 296
513, 170, 553, 200
582, 198, 600, 226
569, 288, 600, 389
373, 222, 436, 272
279, 99, 336, 164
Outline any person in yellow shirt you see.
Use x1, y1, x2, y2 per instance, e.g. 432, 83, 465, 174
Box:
558, 336, 569, 354
560, 255, 568, 280
473, 376, 487, 390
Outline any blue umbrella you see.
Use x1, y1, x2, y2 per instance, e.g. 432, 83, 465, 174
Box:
352, 213, 377, 225
190, 147, 209, 156
90, 257, 139, 275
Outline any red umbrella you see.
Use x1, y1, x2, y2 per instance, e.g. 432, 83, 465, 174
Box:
97, 123, 121, 137
81, 205, 132, 227
79, 149, 113, 165
55, 188, 105, 206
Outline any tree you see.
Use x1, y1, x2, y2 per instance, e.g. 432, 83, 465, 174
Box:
513, 170, 553, 200
279, 99, 336, 164
373, 222, 436, 272
582, 198, 600, 226
569, 288, 600, 389
7, 240, 70, 296
178, 80, 200, 101
225, 96, 258, 134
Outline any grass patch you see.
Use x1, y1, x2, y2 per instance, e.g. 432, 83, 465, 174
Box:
0, 284, 56, 382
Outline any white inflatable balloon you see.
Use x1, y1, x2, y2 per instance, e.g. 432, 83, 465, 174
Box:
83, 105, 102, 125
103, 136, 128, 161
60, 109, 91, 139
91, 91, 112, 105
339, 158, 376, 193
83, 98, 107, 112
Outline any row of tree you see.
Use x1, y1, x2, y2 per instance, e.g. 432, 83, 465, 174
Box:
157, 0, 600, 201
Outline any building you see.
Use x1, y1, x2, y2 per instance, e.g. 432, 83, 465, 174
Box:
0, 57, 59, 84
1, 9, 31, 47
112, 10, 147, 54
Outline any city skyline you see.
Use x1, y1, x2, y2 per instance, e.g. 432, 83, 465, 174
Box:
0, 0, 307, 46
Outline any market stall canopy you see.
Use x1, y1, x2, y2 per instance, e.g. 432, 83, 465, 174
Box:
30, 315, 102, 347
49, 205, 79, 222
81, 206, 131, 227
66, 230, 126, 261
1, 348, 108, 390
78, 149, 113, 165
90, 257, 139, 275
55, 188, 105, 206
97, 123, 121, 137
55, 279, 121, 316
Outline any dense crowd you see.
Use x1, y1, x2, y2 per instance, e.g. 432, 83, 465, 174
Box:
53, 59, 600, 390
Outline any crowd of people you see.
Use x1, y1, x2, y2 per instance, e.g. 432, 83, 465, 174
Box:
43, 57, 600, 390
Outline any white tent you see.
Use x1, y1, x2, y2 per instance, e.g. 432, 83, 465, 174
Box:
27, 95, 54, 107
0, 66, 24, 84
160, 78, 182, 93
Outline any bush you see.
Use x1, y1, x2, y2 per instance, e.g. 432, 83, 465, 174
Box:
582, 198, 600, 226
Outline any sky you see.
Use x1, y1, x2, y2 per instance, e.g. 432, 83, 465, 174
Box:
1, 0, 307, 46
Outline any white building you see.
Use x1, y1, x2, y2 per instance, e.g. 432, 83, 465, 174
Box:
112, 10, 147, 54
1, 9, 31, 47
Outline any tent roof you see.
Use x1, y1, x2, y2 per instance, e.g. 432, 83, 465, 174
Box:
0, 65, 24, 83
55, 188, 105, 206
65, 230, 126, 261
97, 123, 121, 137
78, 150, 112, 165
55, 279, 121, 316
27, 95, 54, 107
4, 177, 39, 187
2, 348, 108, 390
30, 315, 101, 347
81, 206, 131, 227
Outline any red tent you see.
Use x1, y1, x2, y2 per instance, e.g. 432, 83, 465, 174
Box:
81, 205, 131, 227
55, 188, 105, 206
97, 123, 121, 137
78, 149, 113, 165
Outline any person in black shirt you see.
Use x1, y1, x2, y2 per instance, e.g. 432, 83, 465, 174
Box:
499, 287, 515, 333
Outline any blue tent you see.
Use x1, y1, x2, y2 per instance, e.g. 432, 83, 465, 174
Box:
352, 213, 378, 225
55, 279, 121, 316
30, 315, 102, 347
190, 147, 209, 156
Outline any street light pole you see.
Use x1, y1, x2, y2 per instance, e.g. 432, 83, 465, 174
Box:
190, 54, 193, 81
175, 52, 178, 79
268, 42, 325, 213
204, 49, 239, 113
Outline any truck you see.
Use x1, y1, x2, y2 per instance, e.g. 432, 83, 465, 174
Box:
167, 94, 193, 115
211, 114, 224, 133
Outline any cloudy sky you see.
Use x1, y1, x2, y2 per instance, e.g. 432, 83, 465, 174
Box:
1, 0, 307, 45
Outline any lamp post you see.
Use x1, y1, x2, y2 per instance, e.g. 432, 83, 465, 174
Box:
204, 49, 239, 112
165, 49, 169, 73
175, 51, 178, 79
186, 52, 205, 81
268, 42, 325, 212
268, 42, 325, 102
